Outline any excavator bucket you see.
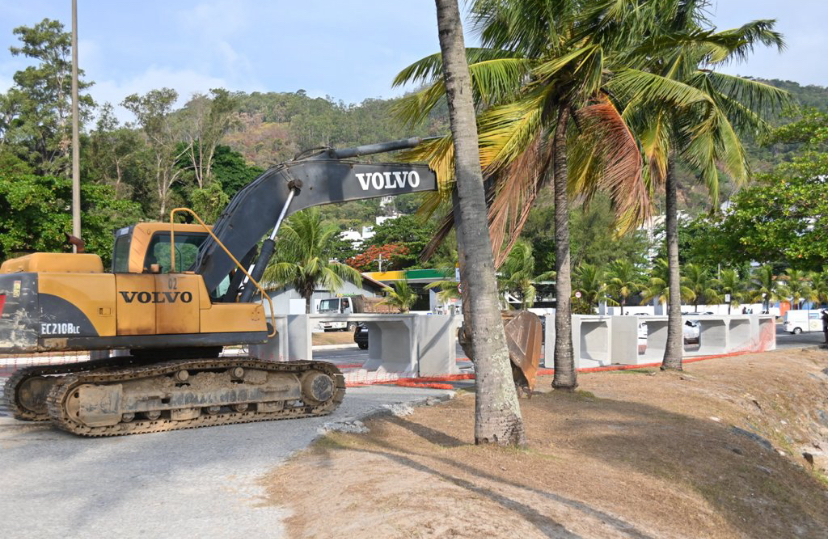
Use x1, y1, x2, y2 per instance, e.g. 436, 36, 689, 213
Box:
502, 311, 543, 395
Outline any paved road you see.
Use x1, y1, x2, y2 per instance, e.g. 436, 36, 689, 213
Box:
0, 383, 452, 539
775, 325, 825, 349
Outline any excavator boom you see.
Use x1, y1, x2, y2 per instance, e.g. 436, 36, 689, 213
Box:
196, 138, 437, 295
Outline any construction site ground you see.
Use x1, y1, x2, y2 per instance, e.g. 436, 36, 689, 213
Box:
0, 383, 453, 539
264, 348, 828, 539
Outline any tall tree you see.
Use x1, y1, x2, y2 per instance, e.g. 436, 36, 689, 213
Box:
122, 88, 191, 218
262, 208, 363, 314
181, 88, 239, 188
434, 0, 525, 446
87, 103, 143, 198
396, 0, 664, 391
616, 4, 790, 369
3, 18, 94, 174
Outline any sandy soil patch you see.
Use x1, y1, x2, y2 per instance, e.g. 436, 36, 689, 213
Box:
262, 349, 828, 538
311, 331, 356, 346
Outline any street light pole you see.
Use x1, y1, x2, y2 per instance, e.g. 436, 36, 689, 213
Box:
71, 0, 81, 251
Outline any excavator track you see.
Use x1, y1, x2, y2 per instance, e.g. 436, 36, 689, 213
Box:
3, 356, 149, 421
46, 358, 345, 437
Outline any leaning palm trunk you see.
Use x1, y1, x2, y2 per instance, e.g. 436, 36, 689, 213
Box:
552, 106, 577, 390
435, 0, 525, 446
662, 162, 683, 370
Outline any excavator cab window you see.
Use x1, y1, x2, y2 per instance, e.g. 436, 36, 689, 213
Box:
112, 233, 132, 273
144, 232, 207, 273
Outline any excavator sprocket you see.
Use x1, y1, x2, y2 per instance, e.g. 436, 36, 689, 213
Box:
45, 358, 345, 437
3, 356, 151, 421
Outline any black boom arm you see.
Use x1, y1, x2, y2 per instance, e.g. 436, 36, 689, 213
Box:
193, 138, 438, 296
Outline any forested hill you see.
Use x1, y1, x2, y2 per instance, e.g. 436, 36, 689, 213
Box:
219, 80, 828, 216
767, 79, 828, 111
1, 16, 827, 266
224, 91, 449, 168
222, 79, 828, 170
659, 79, 828, 213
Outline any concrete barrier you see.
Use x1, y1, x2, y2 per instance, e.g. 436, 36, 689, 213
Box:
545, 314, 777, 369
638, 316, 669, 361
754, 315, 777, 351
575, 316, 612, 368
544, 315, 616, 369
609, 315, 642, 365
247, 315, 290, 362
279, 313, 459, 377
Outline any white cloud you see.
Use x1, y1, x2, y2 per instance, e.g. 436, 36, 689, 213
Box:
92, 66, 230, 123
186, 0, 251, 37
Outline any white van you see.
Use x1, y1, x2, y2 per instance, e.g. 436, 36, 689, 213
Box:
783, 309, 823, 334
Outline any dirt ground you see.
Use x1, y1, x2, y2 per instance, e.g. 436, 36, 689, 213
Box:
311, 331, 356, 346
262, 349, 828, 539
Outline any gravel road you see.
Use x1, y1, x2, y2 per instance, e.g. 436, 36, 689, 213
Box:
0, 383, 453, 539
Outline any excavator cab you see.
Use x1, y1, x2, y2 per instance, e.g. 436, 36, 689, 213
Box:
111, 223, 210, 274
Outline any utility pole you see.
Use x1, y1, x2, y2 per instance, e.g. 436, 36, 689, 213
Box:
71, 0, 81, 251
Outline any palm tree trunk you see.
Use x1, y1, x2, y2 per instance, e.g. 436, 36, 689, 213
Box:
435, 0, 525, 446
304, 290, 312, 314
552, 106, 577, 390
662, 161, 683, 370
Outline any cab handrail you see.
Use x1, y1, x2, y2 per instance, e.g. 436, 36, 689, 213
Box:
169, 208, 277, 338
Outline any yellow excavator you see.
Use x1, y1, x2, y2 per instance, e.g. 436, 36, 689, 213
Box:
1, 138, 440, 436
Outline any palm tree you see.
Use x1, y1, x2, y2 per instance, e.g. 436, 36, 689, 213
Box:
605, 259, 643, 311
811, 269, 828, 306
574, 263, 608, 313
380, 279, 418, 313
262, 208, 363, 314
395, 0, 673, 390
750, 265, 781, 313
779, 269, 815, 310
434, 0, 525, 447
616, 6, 790, 369
716, 268, 747, 314
424, 267, 462, 306
641, 258, 693, 310
498, 240, 555, 310
682, 264, 721, 313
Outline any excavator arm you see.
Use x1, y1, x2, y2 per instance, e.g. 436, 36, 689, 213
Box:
193, 137, 438, 297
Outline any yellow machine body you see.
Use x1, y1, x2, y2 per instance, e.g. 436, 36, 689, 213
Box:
0, 223, 267, 353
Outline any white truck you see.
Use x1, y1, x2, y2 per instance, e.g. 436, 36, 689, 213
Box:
315, 295, 398, 331
783, 309, 824, 334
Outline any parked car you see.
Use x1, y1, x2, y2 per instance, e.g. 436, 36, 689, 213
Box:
353, 323, 369, 350
684, 320, 700, 344
638, 322, 648, 340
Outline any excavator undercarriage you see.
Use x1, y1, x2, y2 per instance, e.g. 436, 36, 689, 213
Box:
5, 356, 344, 437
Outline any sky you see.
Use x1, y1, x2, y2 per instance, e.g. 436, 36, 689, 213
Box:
0, 0, 825, 122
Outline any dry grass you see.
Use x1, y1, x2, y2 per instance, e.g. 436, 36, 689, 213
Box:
262, 349, 828, 538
